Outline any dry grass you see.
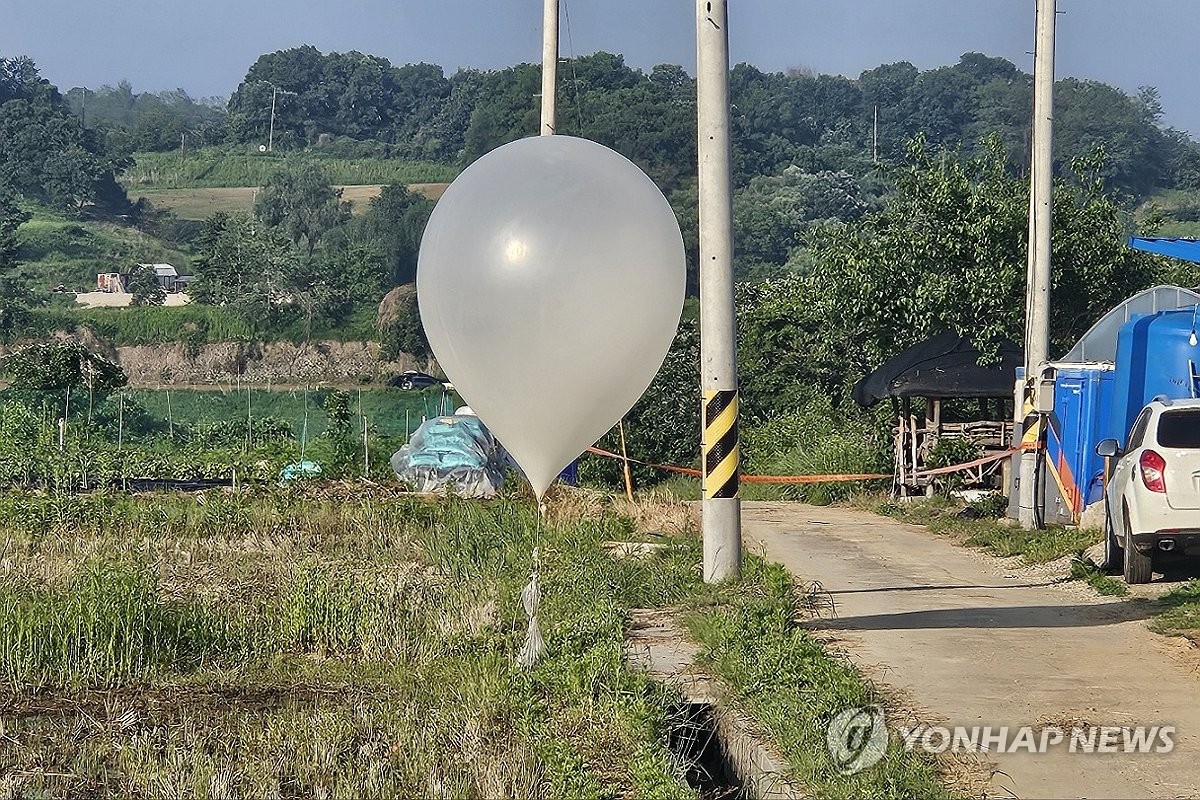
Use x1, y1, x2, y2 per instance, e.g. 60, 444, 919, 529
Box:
542, 485, 697, 536
407, 182, 450, 201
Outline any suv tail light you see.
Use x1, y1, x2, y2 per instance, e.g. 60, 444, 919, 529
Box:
1140, 450, 1167, 493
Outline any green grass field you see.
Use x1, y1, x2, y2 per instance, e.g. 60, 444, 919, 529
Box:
19, 302, 382, 347
15, 206, 194, 293
123, 148, 457, 190
130, 183, 449, 221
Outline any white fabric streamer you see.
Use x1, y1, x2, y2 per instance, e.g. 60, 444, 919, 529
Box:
517, 569, 544, 668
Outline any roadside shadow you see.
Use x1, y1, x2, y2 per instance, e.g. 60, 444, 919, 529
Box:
830, 582, 1066, 595
809, 601, 1154, 631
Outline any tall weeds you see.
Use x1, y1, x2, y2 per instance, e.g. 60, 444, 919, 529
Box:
0, 561, 233, 687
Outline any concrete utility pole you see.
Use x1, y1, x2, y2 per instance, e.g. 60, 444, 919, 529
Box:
1018, 0, 1056, 530
697, 0, 741, 582
540, 0, 558, 135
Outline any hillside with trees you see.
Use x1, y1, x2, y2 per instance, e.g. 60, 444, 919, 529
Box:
63, 82, 226, 153
212, 46, 1200, 201
5, 44, 1200, 486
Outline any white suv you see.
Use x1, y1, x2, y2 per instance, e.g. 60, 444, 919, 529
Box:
1097, 398, 1200, 584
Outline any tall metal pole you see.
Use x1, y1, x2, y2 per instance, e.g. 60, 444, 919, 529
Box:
268, 86, 277, 152
1018, 0, 1056, 530
540, 0, 558, 135
697, 0, 741, 582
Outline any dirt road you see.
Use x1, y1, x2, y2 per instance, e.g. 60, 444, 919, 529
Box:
742, 501, 1200, 800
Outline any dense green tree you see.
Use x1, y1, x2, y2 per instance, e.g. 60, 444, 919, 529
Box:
4, 341, 127, 397
461, 64, 541, 165
227, 46, 452, 151
126, 263, 165, 306
65, 83, 224, 152
732, 167, 874, 278
1053, 78, 1168, 198
354, 183, 433, 286
0, 192, 31, 338
0, 56, 129, 213
254, 162, 350, 256
191, 211, 295, 326
799, 136, 1169, 396
318, 235, 387, 309
217, 45, 1200, 202
419, 69, 489, 162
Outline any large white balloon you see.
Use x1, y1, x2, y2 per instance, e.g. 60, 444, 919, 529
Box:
417, 136, 686, 499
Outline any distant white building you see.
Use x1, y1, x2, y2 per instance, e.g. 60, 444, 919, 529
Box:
147, 263, 179, 292
96, 272, 125, 293
96, 263, 193, 294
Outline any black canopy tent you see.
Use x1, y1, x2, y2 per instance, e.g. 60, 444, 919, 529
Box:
852, 330, 1024, 407
853, 331, 1023, 495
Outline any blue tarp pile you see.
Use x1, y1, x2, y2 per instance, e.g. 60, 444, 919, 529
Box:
280, 460, 322, 483
390, 414, 507, 498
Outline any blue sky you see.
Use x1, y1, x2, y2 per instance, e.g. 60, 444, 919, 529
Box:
3, 1, 1199, 134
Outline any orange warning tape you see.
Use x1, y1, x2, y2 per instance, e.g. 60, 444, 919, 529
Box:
585, 445, 1021, 484
586, 447, 702, 477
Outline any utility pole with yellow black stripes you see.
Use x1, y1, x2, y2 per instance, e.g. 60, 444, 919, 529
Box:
1018, 0, 1056, 530
697, 0, 741, 582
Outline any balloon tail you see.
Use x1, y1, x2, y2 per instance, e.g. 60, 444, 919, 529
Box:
517, 504, 546, 669
517, 560, 543, 668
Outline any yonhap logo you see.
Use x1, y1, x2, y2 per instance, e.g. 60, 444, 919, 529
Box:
826, 706, 888, 775
825, 706, 1176, 775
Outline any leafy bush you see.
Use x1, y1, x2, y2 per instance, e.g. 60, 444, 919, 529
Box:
126, 263, 166, 306
194, 416, 294, 449
741, 401, 890, 503
4, 341, 127, 396
925, 435, 983, 494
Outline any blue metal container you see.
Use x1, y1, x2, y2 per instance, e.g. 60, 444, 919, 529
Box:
1108, 308, 1200, 445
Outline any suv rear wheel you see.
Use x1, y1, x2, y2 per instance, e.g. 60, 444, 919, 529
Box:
1123, 507, 1153, 584
1103, 502, 1123, 574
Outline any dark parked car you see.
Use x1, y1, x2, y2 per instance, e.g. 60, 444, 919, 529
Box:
391, 371, 443, 390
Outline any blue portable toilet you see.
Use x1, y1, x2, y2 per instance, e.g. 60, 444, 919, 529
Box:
1107, 308, 1200, 446
1045, 366, 1115, 520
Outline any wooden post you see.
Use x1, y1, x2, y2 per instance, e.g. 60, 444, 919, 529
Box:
618, 419, 635, 503
925, 397, 940, 497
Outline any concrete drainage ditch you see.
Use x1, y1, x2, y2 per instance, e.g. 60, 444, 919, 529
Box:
624, 608, 805, 799
666, 701, 741, 798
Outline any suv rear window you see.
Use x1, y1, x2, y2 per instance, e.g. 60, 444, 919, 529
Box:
1156, 409, 1200, 448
